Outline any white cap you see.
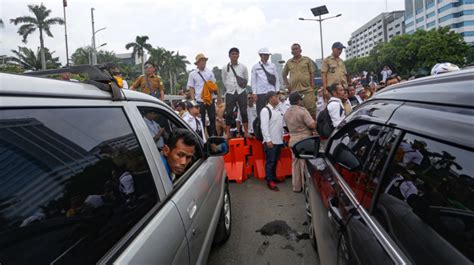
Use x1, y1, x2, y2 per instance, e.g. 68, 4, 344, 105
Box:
430, 62, 460, 75
258, 48, 271, 55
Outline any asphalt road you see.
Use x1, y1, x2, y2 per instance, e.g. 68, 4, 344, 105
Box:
207, 177, 319, 265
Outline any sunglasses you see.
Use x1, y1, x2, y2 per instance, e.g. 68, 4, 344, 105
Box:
144, 65, 154, 69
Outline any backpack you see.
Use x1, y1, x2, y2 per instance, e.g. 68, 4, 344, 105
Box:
317, 100, 343, 138
253, 106, 272, 141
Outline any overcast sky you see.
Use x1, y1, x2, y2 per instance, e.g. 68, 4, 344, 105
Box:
1, 0, 404, 70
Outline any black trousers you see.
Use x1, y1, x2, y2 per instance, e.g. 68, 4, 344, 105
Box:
225, 91, 248, 125
256, 93, 267, 118
264, 144, 283, 183
199, 99, 216, 137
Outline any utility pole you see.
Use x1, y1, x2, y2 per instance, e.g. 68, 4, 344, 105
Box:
63, 0, 69, 66
91, 8, 97, 65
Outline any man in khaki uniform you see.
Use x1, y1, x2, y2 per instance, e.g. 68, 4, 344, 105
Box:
282, 43, 317, 118
131, 61, 165, 100
321, 42, 351, 90
283, 92, 316, 192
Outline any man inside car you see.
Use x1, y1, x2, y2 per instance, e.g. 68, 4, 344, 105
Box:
162, 128, 199, 182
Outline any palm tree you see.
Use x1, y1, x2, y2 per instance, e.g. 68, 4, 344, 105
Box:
10, 4, 64, 70
125, 35, 152, 75
0, 19, 4, 28
8, 46, 61, 70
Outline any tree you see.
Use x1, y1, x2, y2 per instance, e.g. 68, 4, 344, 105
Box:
212, 66, 225, 96
148, 47, 190, 94
10, 3, 64, 70
125, 35, 152, 75
7, 46, 61, 70
71, 46, 93, 65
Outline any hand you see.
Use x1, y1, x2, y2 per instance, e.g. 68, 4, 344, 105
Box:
266, 141, 274, 149
244, 132, 251, 139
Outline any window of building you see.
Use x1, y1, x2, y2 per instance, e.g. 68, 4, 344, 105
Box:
426, 0, 435, 9
0, 107, 160, 264
461, 31, 474, 37
406, 21, 414, 28
426, 11, 436, 19
427, 21, 436, 28
416, 17, 424, 23
372, 133, 474, 263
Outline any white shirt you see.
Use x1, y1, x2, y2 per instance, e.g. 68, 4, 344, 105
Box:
381, 69, 392, 82
260, 103, 284, 144
327, 97, 345, 127
399, 142, 423, 166
122, 80, 129, 89
183, 112, 206, 143
222, 63, 248, 95
237, 104, 257, 133
144, 117, 164, 148
251, 61, 280, 94
187, 68, 216, 102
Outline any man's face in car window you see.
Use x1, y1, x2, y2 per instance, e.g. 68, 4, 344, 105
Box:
163, 139, 195, 175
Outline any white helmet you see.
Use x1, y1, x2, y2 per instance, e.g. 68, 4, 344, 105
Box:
431, 62, 460, 75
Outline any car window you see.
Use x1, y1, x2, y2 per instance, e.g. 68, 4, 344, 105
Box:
0, 107, 159, 264
137, 107, 203, 185
327, 123, 397, 209
373, 133, 474, 263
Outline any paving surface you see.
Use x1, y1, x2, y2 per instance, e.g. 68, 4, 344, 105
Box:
207, 177, 320, 265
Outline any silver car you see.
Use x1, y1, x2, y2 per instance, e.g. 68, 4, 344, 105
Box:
0, 68, 231, 265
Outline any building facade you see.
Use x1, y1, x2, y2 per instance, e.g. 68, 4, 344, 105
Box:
404, 0, 474, 45
346, 11, 405, 59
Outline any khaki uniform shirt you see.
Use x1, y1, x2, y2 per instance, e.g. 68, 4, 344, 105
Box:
283, 105, 314, 147
321, 55, 348, 87
282, 56, 315, 92
131, 74, 164, 95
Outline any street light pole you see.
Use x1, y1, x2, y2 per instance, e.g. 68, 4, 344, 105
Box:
91, 8, 96, 65
63, 0, 69, 66
299, 13, 342, 60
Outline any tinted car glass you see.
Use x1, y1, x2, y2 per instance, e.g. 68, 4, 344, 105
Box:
328, 123, 398, 209
0, 107, 159, 264
374, 133, 474, 263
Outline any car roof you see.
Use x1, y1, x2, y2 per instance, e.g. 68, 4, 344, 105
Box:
372, 68, 474, 108
0, 73, 168, 106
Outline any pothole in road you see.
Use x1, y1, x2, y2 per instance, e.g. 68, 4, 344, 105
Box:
255, 220, 309, 242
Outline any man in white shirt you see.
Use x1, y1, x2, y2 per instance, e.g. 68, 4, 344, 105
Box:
187, 53, 221, 136
182, 100, 206, 142
251, 48, 280, 117
326, 83, 346, 128
143, 109, 165, 149
260, 91, 284, 191
381, 65, 392, 83
222, 47, 250, 138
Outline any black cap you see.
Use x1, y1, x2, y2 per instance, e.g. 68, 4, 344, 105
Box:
266, 90, 281, 102
289, 92, 304, 105
228, 47, 240, 54
332, 42, 346, 49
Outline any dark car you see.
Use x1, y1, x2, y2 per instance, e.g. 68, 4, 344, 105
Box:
293, 69, 474, 264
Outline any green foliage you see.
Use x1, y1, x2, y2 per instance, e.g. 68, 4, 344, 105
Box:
71, 46, 121, 65
212, 66, 225, 95
7, 46, 61, 70
0, 63, 23, 73
10, 3, 64, 70
147, 46, 190, 94
346, 27, 471, 78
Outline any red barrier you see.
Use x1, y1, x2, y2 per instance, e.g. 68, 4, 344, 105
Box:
247, 137, 266, 180
276, 134, 292, 180
224, 138, 250, 183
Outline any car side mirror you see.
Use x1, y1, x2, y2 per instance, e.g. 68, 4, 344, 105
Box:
332, 143, 361, 171
291, 136, 320, 159
205, 137, 229, 156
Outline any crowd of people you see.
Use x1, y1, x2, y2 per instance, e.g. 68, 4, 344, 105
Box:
116, 41, 460, 192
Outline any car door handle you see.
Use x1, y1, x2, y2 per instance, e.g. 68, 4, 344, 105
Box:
328, 197, 343, 227
187, 200, 197, 219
